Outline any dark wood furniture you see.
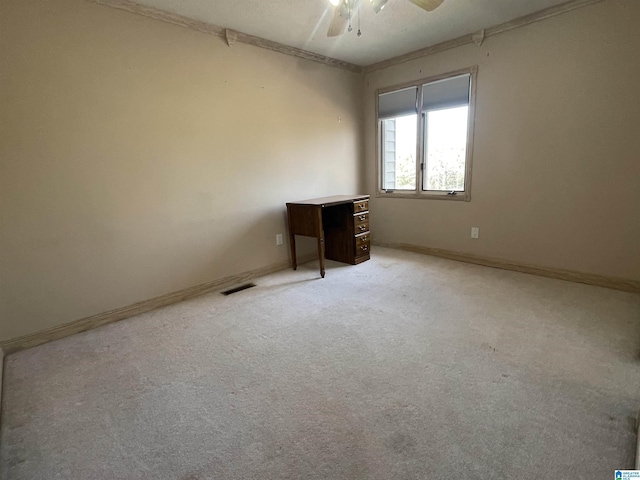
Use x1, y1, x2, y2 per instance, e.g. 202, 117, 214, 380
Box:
286, 195, 370, 278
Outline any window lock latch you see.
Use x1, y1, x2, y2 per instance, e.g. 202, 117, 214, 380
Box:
447, 191, 457, 195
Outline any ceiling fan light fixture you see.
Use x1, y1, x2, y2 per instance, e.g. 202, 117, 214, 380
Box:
370, 0, 389, 13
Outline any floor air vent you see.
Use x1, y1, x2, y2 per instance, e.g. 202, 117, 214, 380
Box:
221, 283, 256, 296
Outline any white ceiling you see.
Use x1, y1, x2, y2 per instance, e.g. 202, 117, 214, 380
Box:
132, 0, 573, 66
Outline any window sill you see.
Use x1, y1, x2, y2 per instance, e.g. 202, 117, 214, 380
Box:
376, 191, 470, 202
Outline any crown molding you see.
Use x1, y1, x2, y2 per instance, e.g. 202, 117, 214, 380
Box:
88, 0, 606, 79
363, 0, 606, 74
88, 0, 363, 73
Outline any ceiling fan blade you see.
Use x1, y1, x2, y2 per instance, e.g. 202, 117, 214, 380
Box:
407, 0, 445, 12
327, 0, 361, 37
371, 0, 389, 13
327, 6, 348, 37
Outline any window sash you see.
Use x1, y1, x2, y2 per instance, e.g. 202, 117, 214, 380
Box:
380, 115, 418, 191
422, 105, 470, 193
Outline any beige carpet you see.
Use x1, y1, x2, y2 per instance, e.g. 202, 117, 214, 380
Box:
1, 247, 639, 479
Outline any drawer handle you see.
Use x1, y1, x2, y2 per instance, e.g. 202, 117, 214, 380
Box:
361, 236, 368, 242
358, 225, 366, 232
359, 204, 366, 210
358, 215, 366, 221
360, 245, 368, 251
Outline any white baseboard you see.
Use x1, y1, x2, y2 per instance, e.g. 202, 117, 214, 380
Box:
0, 253, 316, 355
636, 410, 640, 470
0, 346, 4, 444
373, 241, 640, 294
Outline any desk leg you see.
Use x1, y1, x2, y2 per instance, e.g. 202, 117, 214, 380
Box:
316, 206, 325, 278
289, 233, 297, 270
317, 237, 325, 278
287, 206, 297, 271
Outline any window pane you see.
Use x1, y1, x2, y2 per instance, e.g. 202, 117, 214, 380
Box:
381, 114, 416, 190
424, 106, 468, 192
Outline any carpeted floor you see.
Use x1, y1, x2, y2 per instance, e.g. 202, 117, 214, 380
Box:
1, 247, 639, 479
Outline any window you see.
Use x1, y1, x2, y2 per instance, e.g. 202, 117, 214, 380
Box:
377, 67, 477, 201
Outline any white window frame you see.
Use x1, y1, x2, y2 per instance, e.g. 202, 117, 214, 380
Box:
375, 66, 478, 202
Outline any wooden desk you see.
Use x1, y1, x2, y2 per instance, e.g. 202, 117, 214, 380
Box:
286, 195, 370, 278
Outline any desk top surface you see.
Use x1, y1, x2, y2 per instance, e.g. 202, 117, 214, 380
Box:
287, 195, 369, 207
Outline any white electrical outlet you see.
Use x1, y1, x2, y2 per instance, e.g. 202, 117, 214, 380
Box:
471, 227, 479, 239
276, 234, 284, 245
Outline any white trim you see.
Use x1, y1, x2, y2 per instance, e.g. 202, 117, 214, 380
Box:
364, 0, 606, 73
0, 254, 316, 354
0, 346, 4, 449
88, 0, 362, 73
87, 0, 605, 75
636, 408, 640, 469
371, 240, 640, 293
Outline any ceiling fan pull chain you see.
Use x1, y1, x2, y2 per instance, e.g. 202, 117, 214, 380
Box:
326, 0, 446, 38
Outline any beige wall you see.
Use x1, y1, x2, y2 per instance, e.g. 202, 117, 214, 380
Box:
0, 0, 363, 341
363, 0, 640, 282
2, 0, 638, 344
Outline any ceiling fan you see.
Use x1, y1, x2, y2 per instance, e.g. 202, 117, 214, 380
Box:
327, 0, 445, 37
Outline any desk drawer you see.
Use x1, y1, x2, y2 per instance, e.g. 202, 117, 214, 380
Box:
355, 242, 370, 256
354, 208, 370, 262
354, 212, 369, 226
355, 222, 369, 234
355, 232, 370, 245
353, 200, 369, 213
